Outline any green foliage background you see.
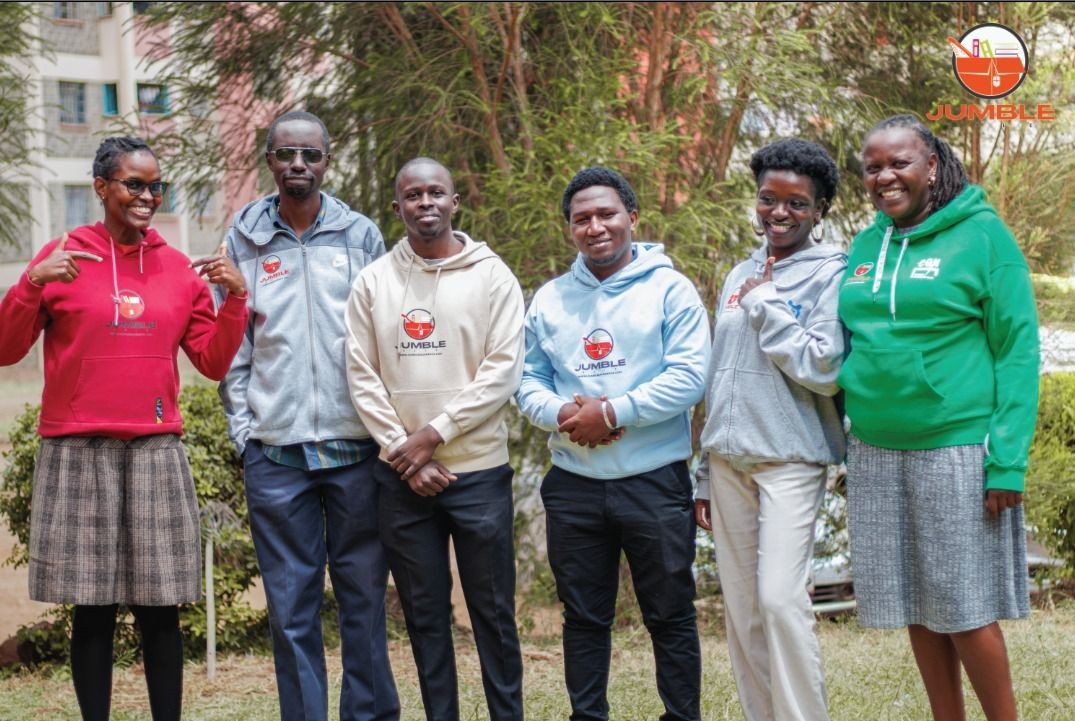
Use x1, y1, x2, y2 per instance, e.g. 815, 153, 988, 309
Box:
0, 385, 270, 664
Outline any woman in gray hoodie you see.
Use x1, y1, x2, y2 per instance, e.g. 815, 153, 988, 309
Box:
694, 139, 845, 721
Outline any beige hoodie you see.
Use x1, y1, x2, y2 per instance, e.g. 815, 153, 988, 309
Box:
344, 231, 524, 472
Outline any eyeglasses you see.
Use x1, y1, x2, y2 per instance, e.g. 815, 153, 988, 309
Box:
110, 178, 169, 197
270, 147, 326, 164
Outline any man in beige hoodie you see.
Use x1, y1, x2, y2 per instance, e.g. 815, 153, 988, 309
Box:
344, 157, 525, 721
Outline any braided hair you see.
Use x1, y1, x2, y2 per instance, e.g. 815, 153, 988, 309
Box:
561, 166, 639, 221
865, 114, 967, 213
92, 136, 156, 179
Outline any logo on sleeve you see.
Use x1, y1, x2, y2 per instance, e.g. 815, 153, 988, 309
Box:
576, 328, 626, 376
910, 258, 942, 280
259, 254, 290, 285
399, 308, 446, 355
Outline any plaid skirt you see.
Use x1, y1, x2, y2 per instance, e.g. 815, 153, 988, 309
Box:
846, 436, 1029, 633
28, 434, 202, 605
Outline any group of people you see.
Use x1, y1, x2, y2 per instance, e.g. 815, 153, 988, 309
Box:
0, 108, 1038, 721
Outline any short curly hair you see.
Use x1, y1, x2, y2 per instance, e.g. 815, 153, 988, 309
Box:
266, 110, 331, 154
749, 139, 839, 216
92, 136, 156, 180
561, 166, 639, 221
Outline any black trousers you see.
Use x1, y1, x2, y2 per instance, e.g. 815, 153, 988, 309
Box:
375, 461, 524, 721
542, 462, 701, 721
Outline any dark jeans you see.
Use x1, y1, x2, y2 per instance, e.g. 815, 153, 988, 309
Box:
375, 461, 524, 721
541, 462, 700, 721
245, 441, 399, 721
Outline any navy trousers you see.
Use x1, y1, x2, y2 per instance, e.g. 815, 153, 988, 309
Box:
375, 461, 524, 721
541, 461, 701, 721
244, 441, 399, 721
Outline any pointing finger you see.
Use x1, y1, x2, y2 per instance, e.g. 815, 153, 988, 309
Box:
763, 256, 775, 281
69, 251, 103, 262
57, 232, 69, 251
188, 255, 216, 269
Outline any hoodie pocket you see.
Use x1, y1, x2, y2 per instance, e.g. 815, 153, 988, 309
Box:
839, 348, 945, 432
68, 356, 178, 425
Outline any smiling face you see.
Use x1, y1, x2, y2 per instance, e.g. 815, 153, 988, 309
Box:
393, 161, 460, 243
93, 149, 162, 245
862, 126, 938, 228
755, 169, 823, 261
568, 185, 638, 280
266, 119, 330, 200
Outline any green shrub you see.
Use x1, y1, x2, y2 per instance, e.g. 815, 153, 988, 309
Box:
1033, 274, 1075, 327
1025, 372, 1075, 577
0, 384, 267, 663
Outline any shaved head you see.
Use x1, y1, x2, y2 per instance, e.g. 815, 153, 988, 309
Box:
395, 157, 454, 199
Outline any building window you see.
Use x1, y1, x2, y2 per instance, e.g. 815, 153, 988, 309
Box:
159, 183, 177, 214
102, 83, 119, 116
133, 2, 153, 14
64, 186, 93, 229
53, 2, 78, 20
97, 2, 114, 16
137, 83, 169, 115
59, 82, 86, 124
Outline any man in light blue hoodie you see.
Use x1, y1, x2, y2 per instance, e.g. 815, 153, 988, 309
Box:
218, 111, 399, 721
517, 167, 711, 721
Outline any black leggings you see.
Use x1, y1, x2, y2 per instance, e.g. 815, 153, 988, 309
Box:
70, 604, 183, 721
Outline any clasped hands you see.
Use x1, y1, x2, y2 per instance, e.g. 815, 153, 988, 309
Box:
557, 393, 625, 448
387, 424, 456, 497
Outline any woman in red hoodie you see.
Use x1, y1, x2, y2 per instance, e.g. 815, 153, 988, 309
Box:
0, 136, 248, 721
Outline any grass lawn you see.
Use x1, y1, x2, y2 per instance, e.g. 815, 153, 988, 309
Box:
3, 603, 1075, 720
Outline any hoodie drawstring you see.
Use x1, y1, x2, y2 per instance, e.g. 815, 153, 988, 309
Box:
890, 236, 909, 320
109, 239, 120, 326
871, 226, 893, 296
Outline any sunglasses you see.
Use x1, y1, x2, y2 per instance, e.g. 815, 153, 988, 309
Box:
270, 147, 326, 164
110, 178, 169, 197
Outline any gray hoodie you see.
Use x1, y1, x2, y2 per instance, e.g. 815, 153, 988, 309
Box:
218, 193, 385, 454
696, 243, 846, 496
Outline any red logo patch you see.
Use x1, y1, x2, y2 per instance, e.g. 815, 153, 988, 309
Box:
402, 309, 435, 339
854, 263, 874, 277
117, 290, 145, 319
582, 329, 614, 360
262, 255, 282, 274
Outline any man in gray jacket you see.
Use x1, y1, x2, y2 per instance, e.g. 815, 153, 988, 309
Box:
219, 111, 399, 721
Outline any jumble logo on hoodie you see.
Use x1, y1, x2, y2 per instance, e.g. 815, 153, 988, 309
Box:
117, 290, 145, 319
399, 308, 446, 354
845, 262, 873, 286
259, 254, 290, 286
576, 328, 626, 376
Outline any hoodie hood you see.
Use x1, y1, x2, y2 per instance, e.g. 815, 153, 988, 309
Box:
570, 242, 672, 292
230, 192, 361, 246
863, 184, 995, 243
745, 242, 846, 294
390, 231, 498, 272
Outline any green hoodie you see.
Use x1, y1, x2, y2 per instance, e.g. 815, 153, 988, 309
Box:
837, 185, 1039, 492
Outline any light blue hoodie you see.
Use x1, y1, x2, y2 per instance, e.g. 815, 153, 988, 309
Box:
218, 193, 385, 454
517, 243, 711, 479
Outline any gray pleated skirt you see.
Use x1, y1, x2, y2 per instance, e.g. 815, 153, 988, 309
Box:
846, 436, 1029, 633
28, 434, 201, 606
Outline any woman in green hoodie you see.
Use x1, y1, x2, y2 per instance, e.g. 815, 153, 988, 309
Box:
838, 114, 1038, 721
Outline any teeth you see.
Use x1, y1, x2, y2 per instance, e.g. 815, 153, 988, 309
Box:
880, 188, 904, 198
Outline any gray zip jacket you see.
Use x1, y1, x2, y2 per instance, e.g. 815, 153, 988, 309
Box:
695, 243, 846, 497
218, 193, 385, 454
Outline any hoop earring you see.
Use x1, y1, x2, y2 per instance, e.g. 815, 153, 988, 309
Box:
750, 214, 766, 237
810, 218, 824, 242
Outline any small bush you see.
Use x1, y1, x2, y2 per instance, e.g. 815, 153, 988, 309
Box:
1025, 372, 1075, 577
1033, 274, 1075, 327
0, 384, 266, 663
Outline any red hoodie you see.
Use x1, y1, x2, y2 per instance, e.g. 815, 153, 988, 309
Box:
0, 223, 248, 439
